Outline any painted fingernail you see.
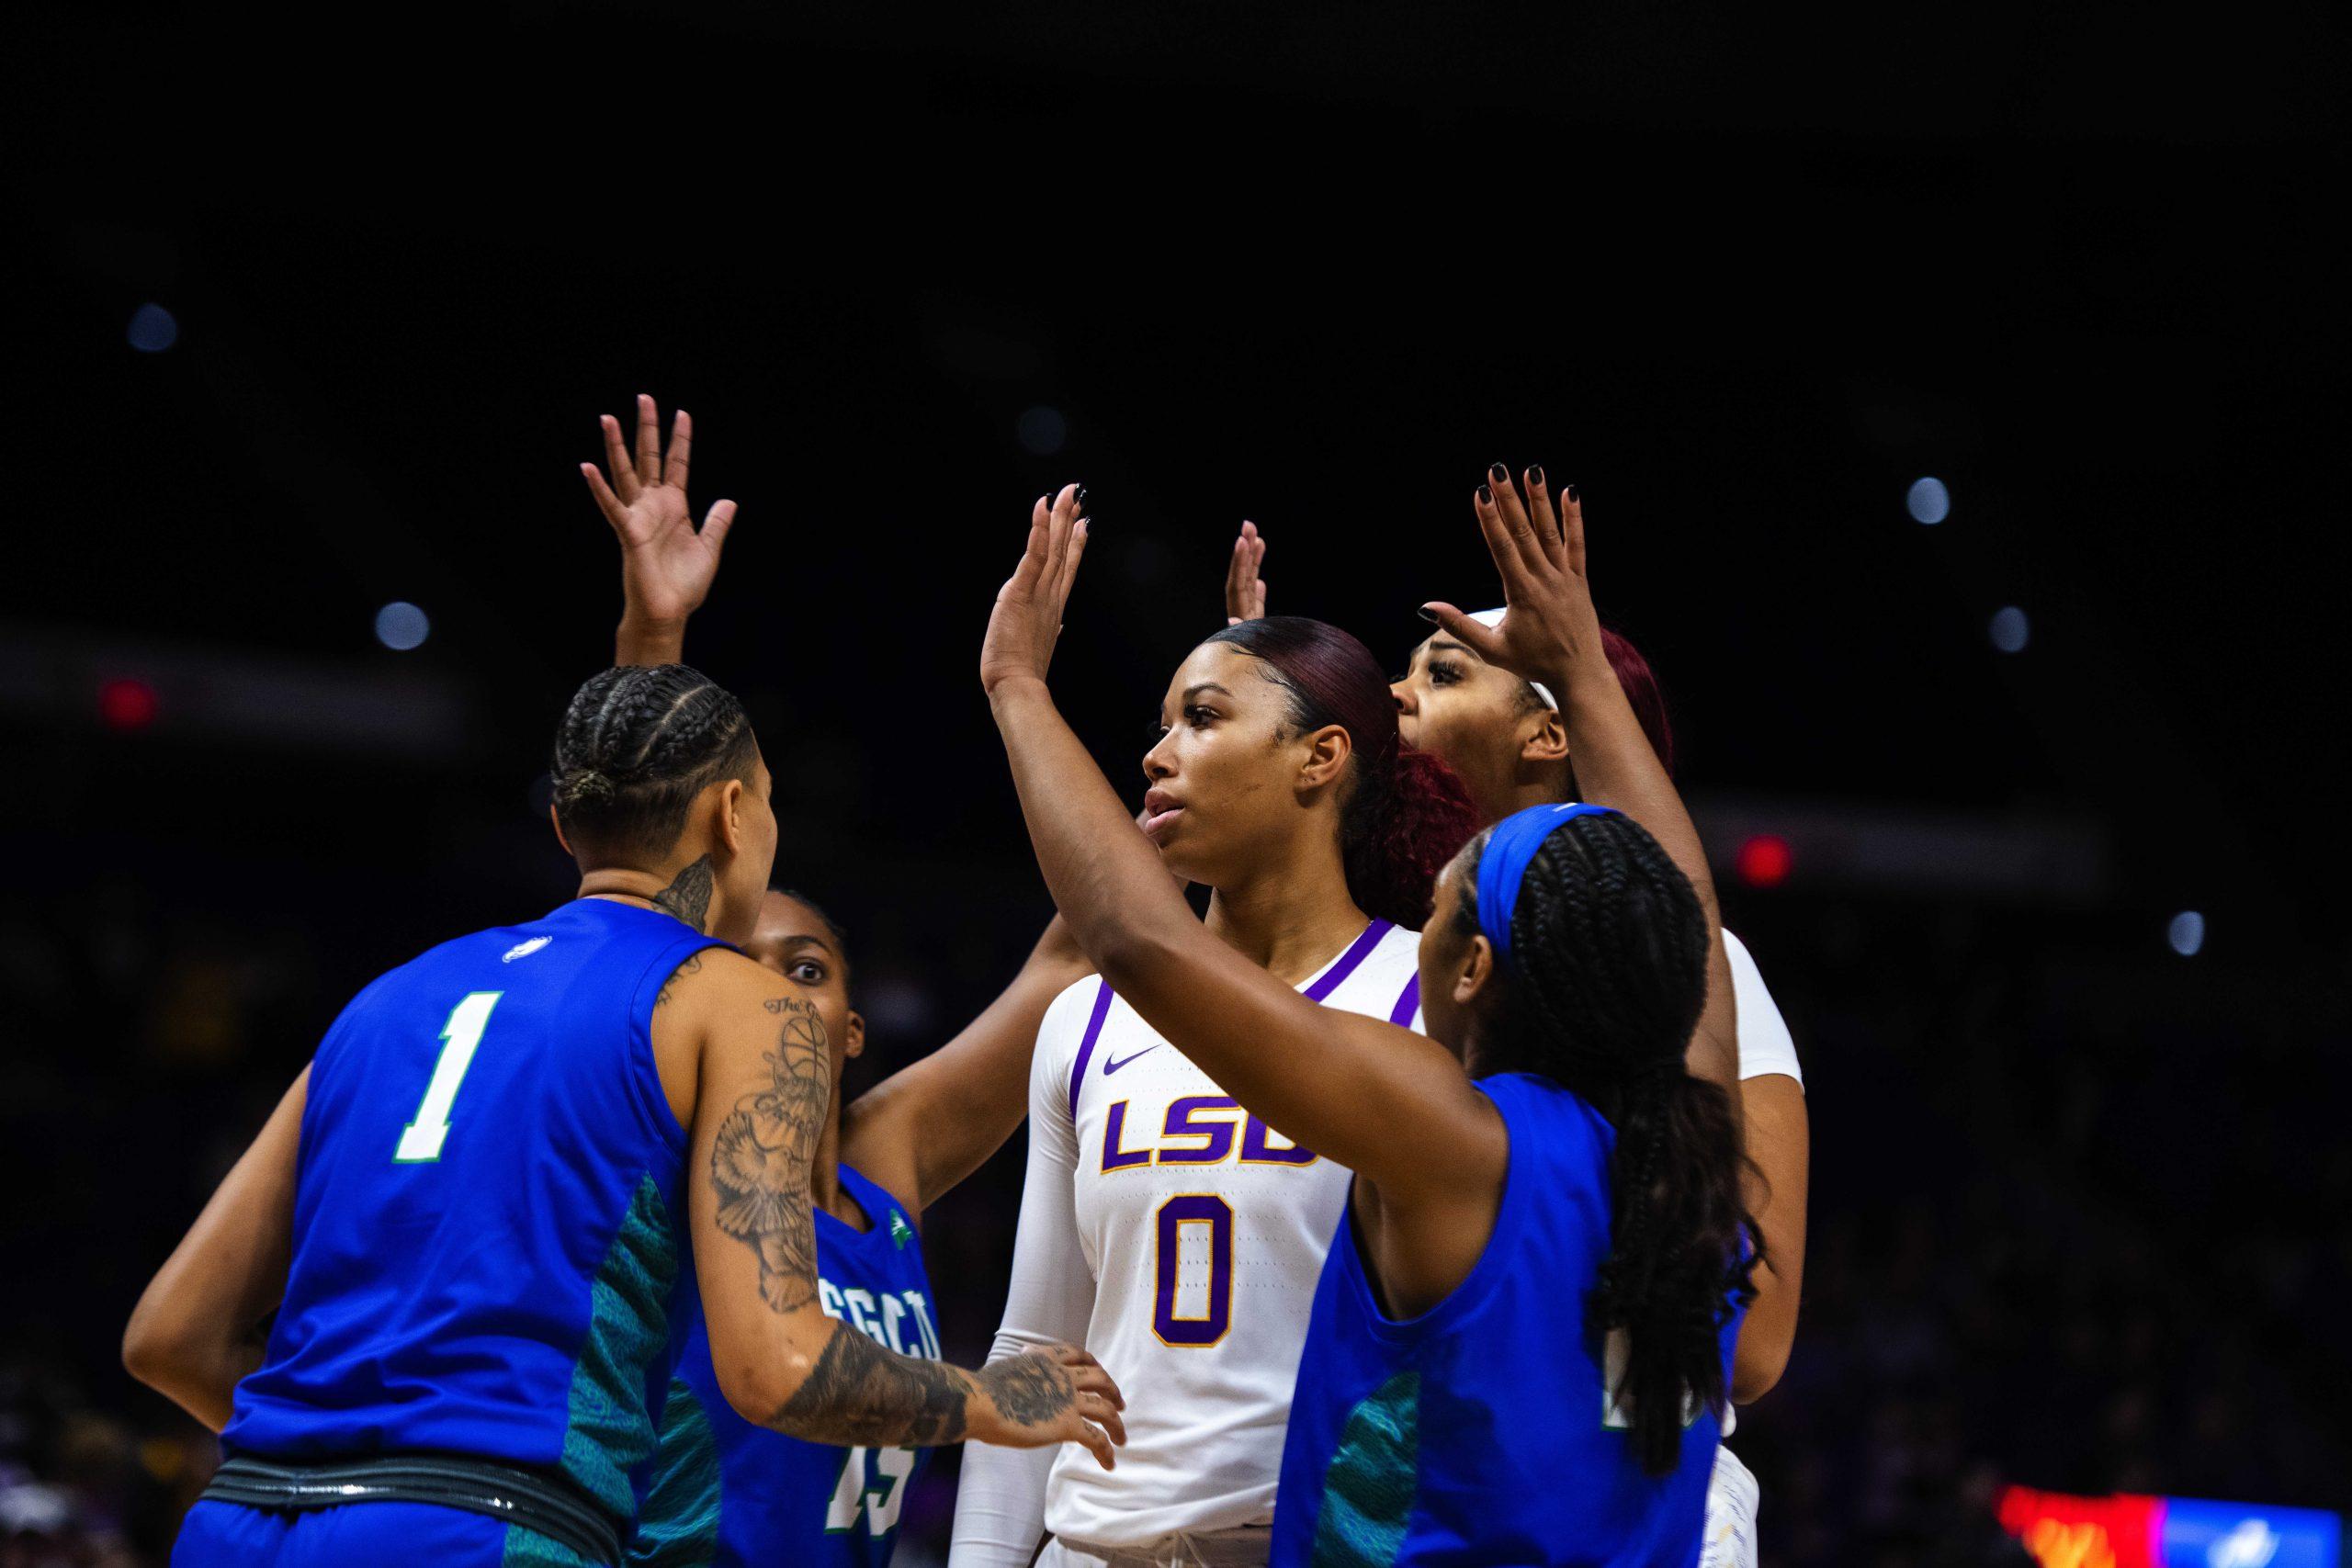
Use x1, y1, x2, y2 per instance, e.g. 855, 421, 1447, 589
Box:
1417, 606, 1440, 624
1477, 483, 1493, 504
1566, 484, 1580, 503
1077, 486, 1090, 508
1489, 461, 1509, 483
1528, 464, 1545, 487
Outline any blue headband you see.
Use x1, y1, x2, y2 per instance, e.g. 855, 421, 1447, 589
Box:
1476, 802, 1618, 970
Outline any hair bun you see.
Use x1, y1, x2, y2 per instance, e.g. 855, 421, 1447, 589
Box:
567, 768, 616, 805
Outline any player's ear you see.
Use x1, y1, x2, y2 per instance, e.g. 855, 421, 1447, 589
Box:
1520, 707, 1569, 765
711, 775, 747, 855
548, 802, 574, 857
1452, 931, 1498, 1007
844, 1010, 867, 1060
1295, 723, 1353, 795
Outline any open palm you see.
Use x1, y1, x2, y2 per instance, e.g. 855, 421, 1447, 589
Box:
582, 394, 737, 627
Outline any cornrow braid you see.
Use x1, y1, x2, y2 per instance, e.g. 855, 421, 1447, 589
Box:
1454, 810, 1760, 1476
550, 664, 759, 859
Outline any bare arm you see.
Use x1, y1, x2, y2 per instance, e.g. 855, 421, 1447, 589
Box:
677, 951, 1123, 1461
841, 916, 1092, 1215
1427, 473, 1740, 1106
1734, 1073, 1807, 1400
124, 1068, 307, 1431
981, 488, 1505, 1201
581, 393, 737, 667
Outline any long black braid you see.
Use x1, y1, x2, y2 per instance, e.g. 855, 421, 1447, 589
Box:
1454, 810, 1761, 1476
550, 665, 758, 858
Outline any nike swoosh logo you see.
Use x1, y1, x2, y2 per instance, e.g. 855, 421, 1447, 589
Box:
1102, 1047, 1160, 1075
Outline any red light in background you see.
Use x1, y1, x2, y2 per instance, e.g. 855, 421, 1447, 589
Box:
1736, 834, 1792, 889
98, 678, 160, 731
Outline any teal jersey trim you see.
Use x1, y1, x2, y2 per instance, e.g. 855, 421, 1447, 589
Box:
629, 1376, 723, 1568
1308, 1370, 1421, 1568
561, 1174, 684, 1517
500, 1522, 602, 1568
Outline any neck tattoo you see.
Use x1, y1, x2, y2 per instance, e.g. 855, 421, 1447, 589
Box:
654, 855, 717, 932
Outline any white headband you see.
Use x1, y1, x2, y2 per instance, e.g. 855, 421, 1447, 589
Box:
1466, 609, 1556, 710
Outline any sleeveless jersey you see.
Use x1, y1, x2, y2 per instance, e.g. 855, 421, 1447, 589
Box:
223, 898, 724, 1525
632, 1163, 941, 1567
1027, 919, 1426, 1547
1272, 1073, 1744, 1568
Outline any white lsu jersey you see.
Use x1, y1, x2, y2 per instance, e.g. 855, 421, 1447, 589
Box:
948, 919, 1426, 1562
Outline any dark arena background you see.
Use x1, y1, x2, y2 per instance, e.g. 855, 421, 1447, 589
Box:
3, 6, 2346, 1565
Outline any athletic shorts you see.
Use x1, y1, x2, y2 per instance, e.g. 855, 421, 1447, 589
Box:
172, 1497, 601, 1568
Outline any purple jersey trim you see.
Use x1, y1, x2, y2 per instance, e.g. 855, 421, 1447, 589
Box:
1387, 972, 1421, 1026
1066, 978, 1116, 1120
1302, 919, 1392, 1003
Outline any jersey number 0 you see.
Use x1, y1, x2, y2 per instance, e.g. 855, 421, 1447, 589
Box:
394, 992, 504, 1163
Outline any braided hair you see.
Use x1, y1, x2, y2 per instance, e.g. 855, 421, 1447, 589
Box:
550, 664, 759, 859
1205, 616, 1478, 929
1453, 809, 1759, 1475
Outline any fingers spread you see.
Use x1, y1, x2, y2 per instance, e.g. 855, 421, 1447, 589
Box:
701, 499, 736, 553
1563, 486, 1587, 578
1523, 466, 1566, 567
600, 415, 639, 502
634, 394, 661, 487
581, 463, 627, 528
1487, 462, 1545, 572
665, 408, 693, 491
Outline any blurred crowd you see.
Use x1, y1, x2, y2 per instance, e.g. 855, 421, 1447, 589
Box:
5, 858, 2346, 1567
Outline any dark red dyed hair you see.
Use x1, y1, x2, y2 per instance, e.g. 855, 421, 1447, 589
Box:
1204, 616, 1479, 930
1600, 627, 1676, 777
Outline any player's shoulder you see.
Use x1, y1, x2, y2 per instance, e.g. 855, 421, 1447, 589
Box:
1035, 972, 1112, 1070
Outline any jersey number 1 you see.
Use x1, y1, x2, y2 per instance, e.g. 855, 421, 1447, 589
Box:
395, 991, 503, 1163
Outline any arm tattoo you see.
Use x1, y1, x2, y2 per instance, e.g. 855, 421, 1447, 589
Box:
977, 1352, 1079, 1425
709, 997, 832, 1313
654, 952, 702, 1008
653, 854, 716, 932
771, 1322, 978, 1446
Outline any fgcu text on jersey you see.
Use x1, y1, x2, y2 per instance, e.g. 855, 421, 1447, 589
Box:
633, 1165, 939, 1568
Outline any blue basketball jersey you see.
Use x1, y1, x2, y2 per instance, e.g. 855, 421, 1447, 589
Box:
223, 898, 726, 1524
1271, 1074, 1743, 1568
631, 1163, 940, 1568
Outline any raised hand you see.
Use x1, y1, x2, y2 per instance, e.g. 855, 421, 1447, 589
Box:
1422, 466, 1608, 704
1223, 519, 1268, 625
971, 1342, 1127, 1471
980, 484, 1089, 695
582, 394, 738, 663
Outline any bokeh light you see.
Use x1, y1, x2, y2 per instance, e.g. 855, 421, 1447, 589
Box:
1989, 605, 2030, 653
375, 601, 430, 650
1907, 476, 1951, 525
127, 303, 179, 354
1016, 406, 1069, 456
2167, 910, 2205, 956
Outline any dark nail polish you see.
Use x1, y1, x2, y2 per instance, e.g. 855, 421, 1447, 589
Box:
1477, 483, 1492, 504
1566, 484, 1580, 503
1416, 606, 1440, 624
1528, 464, 1544, 487
1489, 461, 1509, 483
1077, 486, 1090, 508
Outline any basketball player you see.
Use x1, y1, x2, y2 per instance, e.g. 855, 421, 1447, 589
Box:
987, 479, 1755, 1564
949, 490, 1481, 1567
123, 663, 1123, 1567
1233, 497, 1806, 1566
577, 396, 1098, 1566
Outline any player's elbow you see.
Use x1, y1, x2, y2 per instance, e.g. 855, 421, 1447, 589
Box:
709, 1326, 827, 1430
1089, 921, 1190, 1001
122, 1295, 203, 1397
